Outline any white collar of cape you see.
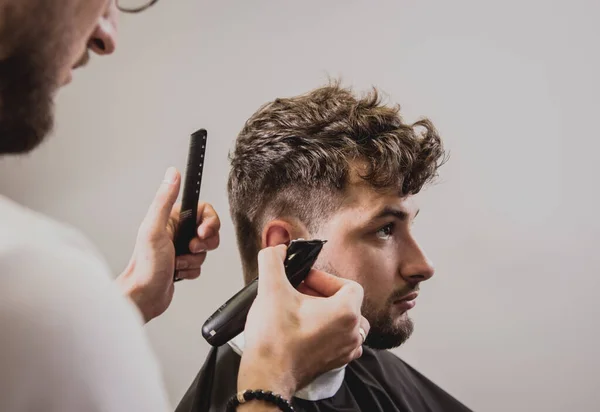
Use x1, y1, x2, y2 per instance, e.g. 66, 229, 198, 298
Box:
228, 332, 346, 401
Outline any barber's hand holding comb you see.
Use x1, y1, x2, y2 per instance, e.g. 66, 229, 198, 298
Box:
116, 167, 221, 323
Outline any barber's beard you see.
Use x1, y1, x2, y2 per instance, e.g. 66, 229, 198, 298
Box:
0, 3, 69, 156
0, 49, 57, 155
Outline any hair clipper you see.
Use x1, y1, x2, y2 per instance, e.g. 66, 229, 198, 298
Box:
201, 239, 326, 347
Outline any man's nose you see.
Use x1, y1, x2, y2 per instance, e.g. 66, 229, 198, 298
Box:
399, 242, 435, 287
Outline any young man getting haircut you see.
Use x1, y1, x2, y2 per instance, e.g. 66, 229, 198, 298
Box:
176, 83, 473, 411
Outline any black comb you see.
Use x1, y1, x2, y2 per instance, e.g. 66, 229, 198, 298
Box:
173, 128, 207, 281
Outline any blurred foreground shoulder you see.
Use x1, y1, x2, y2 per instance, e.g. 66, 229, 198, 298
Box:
0, 196, 170, 412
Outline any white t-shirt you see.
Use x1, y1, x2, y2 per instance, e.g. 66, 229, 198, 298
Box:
0, 195, 171, 411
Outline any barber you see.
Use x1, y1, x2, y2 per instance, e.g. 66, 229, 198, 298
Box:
0, 0, 369, 411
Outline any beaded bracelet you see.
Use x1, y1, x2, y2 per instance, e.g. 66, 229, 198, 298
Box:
226, 389, 294, 411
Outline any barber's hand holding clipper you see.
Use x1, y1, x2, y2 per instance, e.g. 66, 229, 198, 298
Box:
112, 163, 368, 411
238, 244, 370, 409
116, 167, 221, 323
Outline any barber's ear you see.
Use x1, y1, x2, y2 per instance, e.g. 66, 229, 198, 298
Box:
262, 220, 304, 248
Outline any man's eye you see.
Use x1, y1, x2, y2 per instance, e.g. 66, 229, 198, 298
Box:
376, 223, 394, 240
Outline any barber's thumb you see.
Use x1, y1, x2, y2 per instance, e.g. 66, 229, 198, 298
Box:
331, 279, 364, 308
143, 167, 181, 233
256, 245, 289, 295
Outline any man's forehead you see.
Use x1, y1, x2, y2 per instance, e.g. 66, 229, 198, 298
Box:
339, 179, 419, 217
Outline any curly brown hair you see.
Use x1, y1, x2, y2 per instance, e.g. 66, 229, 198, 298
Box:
227, 81, 447, 283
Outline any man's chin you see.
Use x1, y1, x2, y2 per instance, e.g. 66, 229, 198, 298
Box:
363, 314, 414, 350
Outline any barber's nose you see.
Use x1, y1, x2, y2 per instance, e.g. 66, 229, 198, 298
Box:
400, 243, 435, 287
88, 12, 117, 55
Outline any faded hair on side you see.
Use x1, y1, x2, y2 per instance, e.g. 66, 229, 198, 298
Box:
227, 81, 447, 283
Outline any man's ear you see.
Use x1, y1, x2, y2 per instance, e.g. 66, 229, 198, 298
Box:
261, 219, 307, 248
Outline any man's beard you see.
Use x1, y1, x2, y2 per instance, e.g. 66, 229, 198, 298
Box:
361, 288, 416, 350
314, 260, 416, 350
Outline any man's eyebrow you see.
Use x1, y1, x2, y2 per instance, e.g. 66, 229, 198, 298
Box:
371, 207, 420, 221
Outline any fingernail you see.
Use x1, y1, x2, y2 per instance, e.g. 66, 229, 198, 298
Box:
198, 226, 214, 239
192, 243, 207, 253
163, 167, 177, 184
176, 259, 189, 270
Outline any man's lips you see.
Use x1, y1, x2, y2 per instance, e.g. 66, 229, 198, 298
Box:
393, 291, 419, 311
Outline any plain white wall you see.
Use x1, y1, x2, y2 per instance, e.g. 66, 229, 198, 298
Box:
1, 0, 599, 411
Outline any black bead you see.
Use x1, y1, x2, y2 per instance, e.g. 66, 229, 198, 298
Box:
276, 396, 288, 408
243, 390, 255, 401
256, 390, 266, 400
225, 398, 238, 412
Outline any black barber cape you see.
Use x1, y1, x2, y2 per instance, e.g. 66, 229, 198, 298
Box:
175, 344, 473, 412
